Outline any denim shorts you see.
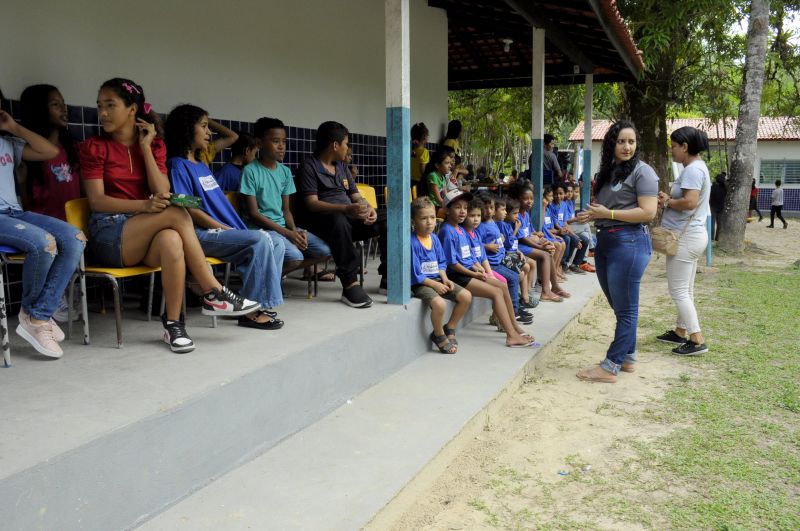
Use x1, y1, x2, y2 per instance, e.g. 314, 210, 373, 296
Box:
88, 212, 133, 267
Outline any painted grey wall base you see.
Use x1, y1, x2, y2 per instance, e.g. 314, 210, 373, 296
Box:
0, 293, 490, 531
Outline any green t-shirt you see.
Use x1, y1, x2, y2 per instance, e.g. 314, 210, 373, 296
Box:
239, 160, 295, 228
427, 171, 446, 206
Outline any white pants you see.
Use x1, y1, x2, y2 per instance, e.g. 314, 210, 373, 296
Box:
665, 227, 708, 334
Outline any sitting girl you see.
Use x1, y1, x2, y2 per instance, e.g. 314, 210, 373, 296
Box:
438, 190, 536, 348
0, 89, 85, 359
19, 83, 85, 322
80, 78, 259, 353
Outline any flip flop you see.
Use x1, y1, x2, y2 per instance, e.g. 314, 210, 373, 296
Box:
507, 339, 541, 348
316, 270, 336, 282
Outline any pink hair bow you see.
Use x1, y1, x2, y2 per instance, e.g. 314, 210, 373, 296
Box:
143, 102, 153, 114
122, 82, 141, 95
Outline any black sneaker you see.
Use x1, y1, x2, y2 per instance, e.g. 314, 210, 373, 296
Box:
161, 314, 195, 354
201, 286, 260, 317
656, 330, 686, 344
378, 277, 388, 295
341, 284, 373, 308
568, 264, 587, 275
672, 340, 709, 356
515, 310, 533, 324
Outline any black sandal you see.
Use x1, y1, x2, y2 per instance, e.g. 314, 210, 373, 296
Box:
443, 326, 458, 346
430, 332, 456, 354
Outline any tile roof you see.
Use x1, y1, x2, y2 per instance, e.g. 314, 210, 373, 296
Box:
568, 117, 800, 142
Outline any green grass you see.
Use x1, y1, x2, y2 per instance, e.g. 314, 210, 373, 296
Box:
472, 265, 800, 529
623, 265, 800, 529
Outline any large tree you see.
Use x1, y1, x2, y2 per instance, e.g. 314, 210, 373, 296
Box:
719, 0, 773, 252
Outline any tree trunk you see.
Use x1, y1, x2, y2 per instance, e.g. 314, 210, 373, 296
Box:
719, 0, 771, 253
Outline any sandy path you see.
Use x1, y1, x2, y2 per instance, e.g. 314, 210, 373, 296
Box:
379, 220, 798, 531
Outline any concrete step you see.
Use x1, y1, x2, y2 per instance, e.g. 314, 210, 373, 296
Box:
0, 266, 490, 531
138, 274, 601, 531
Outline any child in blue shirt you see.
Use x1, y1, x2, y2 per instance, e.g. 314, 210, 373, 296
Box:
564, 183, 595, 271
507, 181, 569, 301
438, 190, 536, 348
410, 197, 471, 353
495, 197, 537, 313
165, 104, 285, 331
548, 182, 586, 274
542, 187, 567, 279
465, 196, 531, 326
214, 133, 257, 192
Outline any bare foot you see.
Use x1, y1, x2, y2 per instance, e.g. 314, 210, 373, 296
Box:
576, 365, 617, 383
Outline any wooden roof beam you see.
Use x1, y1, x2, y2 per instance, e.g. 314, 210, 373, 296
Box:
503, 0, 595, 74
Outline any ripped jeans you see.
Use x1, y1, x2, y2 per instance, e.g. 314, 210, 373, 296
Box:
0, 209, 85, 321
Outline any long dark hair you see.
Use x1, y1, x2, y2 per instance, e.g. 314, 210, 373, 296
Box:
164, 104, 208, 159
418, 149, 452, 198
594, 120, 640, 193
20, 84, 78, 190
99, 77, 162, 137
442, 119, 462, 142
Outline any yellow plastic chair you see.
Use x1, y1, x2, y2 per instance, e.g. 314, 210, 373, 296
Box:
382, 185, 415, 205
65, 198, 161, 349
225, 191, 240, 213
356, 183, 378, 209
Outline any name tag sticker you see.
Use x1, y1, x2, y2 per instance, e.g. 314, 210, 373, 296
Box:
199, 175, 218, 191
421, 261, 438, 275
512, 240, 518, 250
460, 244, 471, 259
520, 227, 529, 237
473, 246, 482, 258
558, 213, 564, 221
545, 216, 551, 225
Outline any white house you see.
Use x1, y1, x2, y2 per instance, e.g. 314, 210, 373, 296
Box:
569, 117, 800, 212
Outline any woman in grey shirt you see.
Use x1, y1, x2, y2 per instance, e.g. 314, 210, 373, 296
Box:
656, 127, 711, 356
575, 121, 658, 383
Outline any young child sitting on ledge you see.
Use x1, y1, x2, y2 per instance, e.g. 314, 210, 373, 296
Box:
410, 197, 472, 354
438, 189, 536, 348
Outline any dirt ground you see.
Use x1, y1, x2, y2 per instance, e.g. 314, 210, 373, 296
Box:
381, 219, 798, 531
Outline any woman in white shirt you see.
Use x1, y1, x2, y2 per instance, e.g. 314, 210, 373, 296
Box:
656, 126, 711, 356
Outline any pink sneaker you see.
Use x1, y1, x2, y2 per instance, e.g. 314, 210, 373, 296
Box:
19, 308, 64, 342
16, 312, 64, 359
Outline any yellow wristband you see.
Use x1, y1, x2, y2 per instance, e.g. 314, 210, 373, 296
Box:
611, 210, 615, 221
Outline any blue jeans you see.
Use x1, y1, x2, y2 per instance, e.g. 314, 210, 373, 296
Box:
0, 210, 85, 320
594, 225, 651, 374
268, 229, 330, 263
493, 263, 520, 312
195, 228, 285, 308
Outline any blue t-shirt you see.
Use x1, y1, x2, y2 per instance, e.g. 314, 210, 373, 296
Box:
169, 157, 247, 230
476, 220, 505, 266
464, 228, 485, 263
563, 200, 576, 223
517, 211, 534, 240
214, 162, 244, 192
498, 221, 519, 252
438, 223, 477, 269
547, 202, 566, 228
410, 234, 446, 285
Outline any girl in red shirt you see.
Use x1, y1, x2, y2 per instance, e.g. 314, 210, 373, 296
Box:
79, 78, 259, 353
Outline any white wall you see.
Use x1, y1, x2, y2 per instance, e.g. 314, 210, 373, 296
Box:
1, 0, 448, 136
755, 141, 800, 187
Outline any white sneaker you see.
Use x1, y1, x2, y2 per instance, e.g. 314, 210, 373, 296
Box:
16, 313, 63, 359
53, 295, 81, 322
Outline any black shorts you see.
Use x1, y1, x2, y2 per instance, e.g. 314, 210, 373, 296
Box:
446, 269, 473, 288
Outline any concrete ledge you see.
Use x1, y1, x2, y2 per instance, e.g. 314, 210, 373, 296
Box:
138, 273, 601, 530
0, 269, 489, 531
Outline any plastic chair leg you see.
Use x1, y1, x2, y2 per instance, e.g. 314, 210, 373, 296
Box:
110, 277, 123, 349
1, 267, 10, 368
